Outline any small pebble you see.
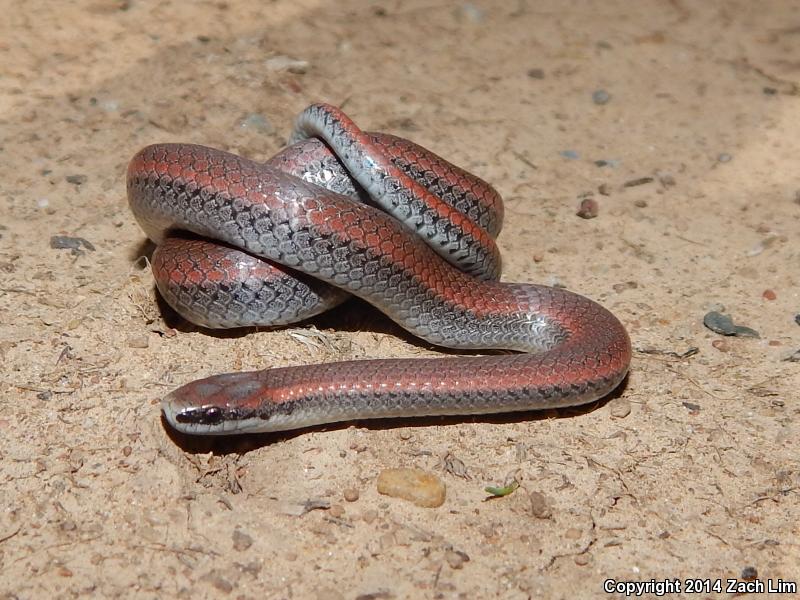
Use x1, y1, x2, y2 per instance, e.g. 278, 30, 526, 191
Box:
794, 314, 800, 326
50, 235, 96, 252
623, 177, 654, 188
560, 149, 579, 160
65, 174, 88, 185
207, 573, 233, 594
609, 398, 631, 418
376, 468, 446, 508
762, 289, 776, 301
232, 529, 253, 551
528, 491, 552, 519
711, 339, 730, 352
127, 335, 149, 349
378, 531, 396, 551
592, 89, 611, 105
576, 198, 599, 219
741, 566, 758, 580
633, 199, 647, 208
343, 488, 359, 502
594, 159, 620, 168
527, 68, 545, 79
657, 172, 676, 187
598, 183, 611, 196
703, 311, 759, 338
362, 509, 378, 524
717, 152, 733, 163
328, 504, 345, 518
612, 281, 637, 293
682, 401, 701, 412
444, 550, 470, 569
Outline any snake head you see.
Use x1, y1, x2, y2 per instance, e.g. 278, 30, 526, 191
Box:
161, 372, 266, 435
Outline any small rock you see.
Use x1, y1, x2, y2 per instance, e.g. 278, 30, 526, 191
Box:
592, 89, 611, 105
711, 339, 730, 352
66, 174, 88, 185
633, 199, 647, 208
377, 468, 446, 508
598, 183, 611, 196
378, 531, 396, 551
717, 152, 733, 163
657, 172, 676, 187
206, 571, 233, 593
609, 398, 631, 418
343, 488, 360, 502
329, 504, 345, 518
444, 550, 470, 569
594, 159, 619, 167
127, 335, 149, 349
528, 491, 552, 519
362, 509, 378, 524
612, 281, 637, 293
232, 529, 253, 551
623, 176, 654, 188
703, 311, 759, 338
741, 566, 758, 580
762, 289, 776, 301
50, 235, 96, 253
560, 149, 579, 160
527, 68, 545, 79
576, 197, 599, 219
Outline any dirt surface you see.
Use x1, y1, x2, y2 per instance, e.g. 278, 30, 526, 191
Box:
2, 1, 799, 598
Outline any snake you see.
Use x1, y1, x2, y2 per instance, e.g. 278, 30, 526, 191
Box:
127, 103, 631, 435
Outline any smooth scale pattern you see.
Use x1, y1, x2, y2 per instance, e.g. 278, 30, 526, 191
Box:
127, 103, 631, 435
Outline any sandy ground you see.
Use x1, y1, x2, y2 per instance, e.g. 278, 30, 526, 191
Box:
2, 0, 799, 598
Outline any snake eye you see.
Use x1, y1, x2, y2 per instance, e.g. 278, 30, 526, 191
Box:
176, 405, 224, 425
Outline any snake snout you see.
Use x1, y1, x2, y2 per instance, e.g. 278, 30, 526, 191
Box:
161, 372, 268, 434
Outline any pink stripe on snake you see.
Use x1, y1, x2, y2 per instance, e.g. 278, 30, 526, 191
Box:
127, 104, 631, 435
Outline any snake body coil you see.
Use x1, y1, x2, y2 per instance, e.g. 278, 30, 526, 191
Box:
127, 104, 631, 435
